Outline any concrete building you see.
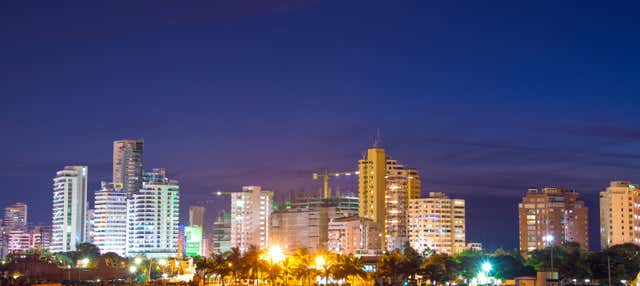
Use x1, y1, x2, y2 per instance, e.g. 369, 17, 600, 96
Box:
358, 141, 421, 251
50, 166, 88, 253
518, 187, 589, 256
465, 242, 483, 252
3, 203, 27, 232
327, 216, 382, 256
189, 206, 206, 227
600, 181, 639, 249
85, 209, 95, 244
270, 195, 359, 252
230, 186, 273, 253
211, 211, 231, 255
93, 182, 128, 256
407, 192, 465, 255
113, 139, 144, 192
385, 158, 421, 251
126, 169, 180, 258
30, 226, 51, 250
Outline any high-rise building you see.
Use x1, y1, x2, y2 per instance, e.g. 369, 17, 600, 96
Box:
600, 181, 639, 249
270, 195, 359, 252
407, 192, 465, 255
51, 166, 88, 253
328, 215, 382, 256
6, 226, 52, 253
385, 158, 421, 251
230, 186, 273, 253
3, 203, 27, 232
358, 146, 386, 226
126, 169, 180, 258
30, 226, 51, 250
93, 182, 128, 256
113, 139, 144, 192
211, 211, 231, 255
518, 187, 589, 257
189, 206, 206, 227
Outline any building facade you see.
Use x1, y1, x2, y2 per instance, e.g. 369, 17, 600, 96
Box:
211, 211, 232, 255
113, 139, 144, 192
93, 181, 128, 256
385, 158, 421, 251
50, 166, 88, 253
126, 170, 180, 258
189, 206, 206, 227
230, 186, 273, 253
3, 203, 27, 232
518, 187, 589, 256
407, 192, 465, 255
600, 181, 639, 249
327, 215, 382, 256
270, 195, 359, 252
358, 146, 386, 227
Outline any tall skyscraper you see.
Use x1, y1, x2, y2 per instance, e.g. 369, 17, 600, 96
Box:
385, 158, 421, 251
358, 140, 421, 251
189, 206, 206, 227
600, 181, 639, 249
51, 166, 88, 253
3, 203, 27, 231
126, 169, 180, 258
113, 139, 144, 192
93, 181, 128, 256
230, 186, 273, 253
407, 192, 465, 255
518, 187, 589, 257
358, 146, 386, 226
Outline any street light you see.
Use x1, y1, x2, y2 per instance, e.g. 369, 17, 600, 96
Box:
268, 245, 285, 263
315, 256, 327, 285
481, 262, 492, 273
81, 258, 90, 268
134, 257, 142, 265
129, 265, 137, 274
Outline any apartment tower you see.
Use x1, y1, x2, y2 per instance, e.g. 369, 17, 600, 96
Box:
230, 186, 273, 253
93, 181, 128, 256
126, 169, 180, 258
113, 139, 144, 192
518, 187, 589, 257
600, 181, 639, 249
50, 166, 88, 252
407, 192, 465, 255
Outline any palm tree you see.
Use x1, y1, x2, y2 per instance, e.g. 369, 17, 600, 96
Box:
227, 247, 243, 285
377, 251, 404, 285
291, 248, 317, 286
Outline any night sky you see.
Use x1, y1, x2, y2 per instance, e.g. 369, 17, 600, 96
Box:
2, 1, 640, 252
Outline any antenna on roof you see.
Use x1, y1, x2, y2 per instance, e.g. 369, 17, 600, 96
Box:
373, 129, 382, 148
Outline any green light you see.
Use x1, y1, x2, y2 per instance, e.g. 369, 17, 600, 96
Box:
630, 184, 636, 189
482, 262, 492, 272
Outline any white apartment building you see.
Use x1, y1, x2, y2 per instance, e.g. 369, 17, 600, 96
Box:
126, 170, 180, 258
230, 186, 273, 253
600, 181, 640, 249
93, 181, 128, 256
50, 166, 88, 253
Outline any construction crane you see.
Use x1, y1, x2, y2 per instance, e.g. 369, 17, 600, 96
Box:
313, 170, 359, 199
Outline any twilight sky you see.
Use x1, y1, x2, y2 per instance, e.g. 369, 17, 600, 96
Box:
1, 0, 640, 251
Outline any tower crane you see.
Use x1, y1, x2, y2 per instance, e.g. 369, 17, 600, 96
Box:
313, 170, 359, 199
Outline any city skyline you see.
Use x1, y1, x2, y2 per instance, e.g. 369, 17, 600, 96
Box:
2, 1, 640, 252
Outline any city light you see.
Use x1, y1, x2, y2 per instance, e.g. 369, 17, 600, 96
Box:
543, 234, 554, 243
158, 259, 167, 266
268, 245, 285, 263
315, 255, 326, 268
481, 262, 492, 273
134, 257, 142, 265
129, 265, 137, 273
81, 258, 90, 267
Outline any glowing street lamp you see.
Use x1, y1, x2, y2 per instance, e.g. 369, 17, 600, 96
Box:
543, 234, 555, 271
481, 262, 492, 273
268, 245, 285, 264
134, 257, 142, 265
81, 258, 90, 268
315, 255, 326, 268
129, 265, 137, 273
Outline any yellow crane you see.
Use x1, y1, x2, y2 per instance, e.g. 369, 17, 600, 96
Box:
313, 170, 359, 199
